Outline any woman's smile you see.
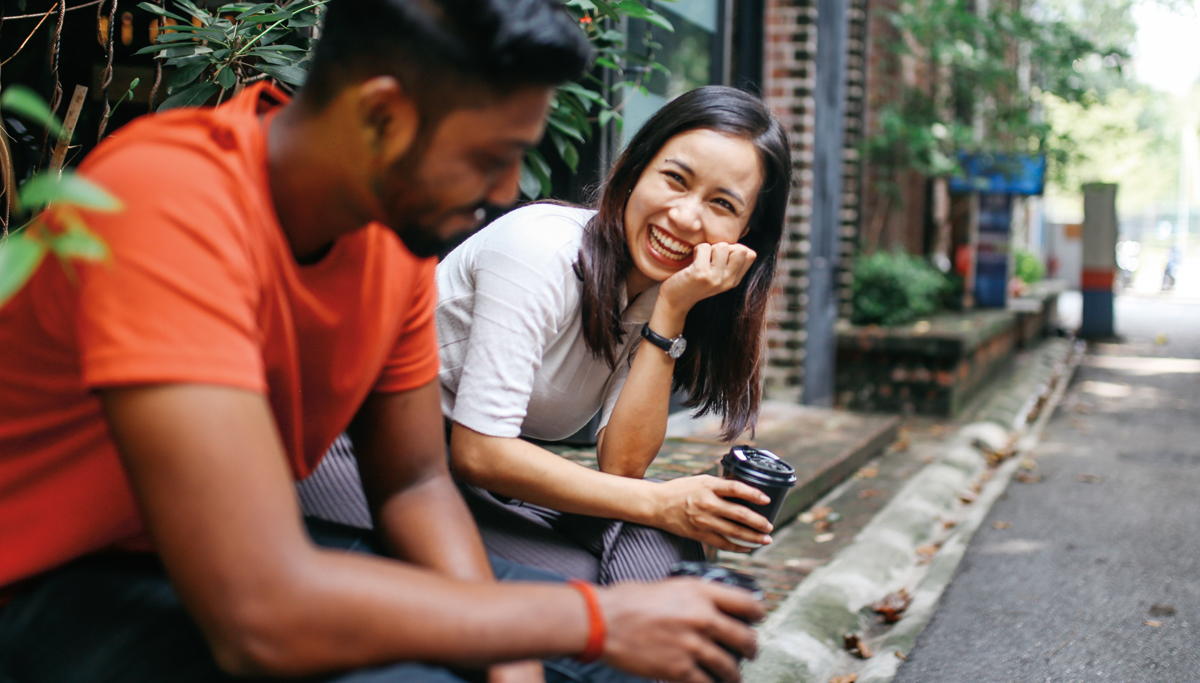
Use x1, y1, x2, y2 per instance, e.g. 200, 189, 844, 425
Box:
648, 225, 694, 262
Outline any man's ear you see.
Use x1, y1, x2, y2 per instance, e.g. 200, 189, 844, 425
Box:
356, 76, 420, 165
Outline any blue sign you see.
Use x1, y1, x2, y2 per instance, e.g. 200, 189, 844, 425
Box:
949, 153, 1046, 195
975, 193, 1012, 308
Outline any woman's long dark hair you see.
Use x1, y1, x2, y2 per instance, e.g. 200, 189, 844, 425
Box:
575, 86, 792, 439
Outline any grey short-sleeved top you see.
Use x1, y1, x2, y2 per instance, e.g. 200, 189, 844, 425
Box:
436, 203, 658, 441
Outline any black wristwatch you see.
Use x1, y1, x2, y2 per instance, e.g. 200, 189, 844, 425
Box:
641, 323, 687, 359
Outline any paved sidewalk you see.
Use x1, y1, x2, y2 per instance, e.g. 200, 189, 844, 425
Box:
743, 336, 1081, 683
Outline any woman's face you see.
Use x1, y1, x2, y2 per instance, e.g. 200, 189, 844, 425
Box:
624, 128, 763, 291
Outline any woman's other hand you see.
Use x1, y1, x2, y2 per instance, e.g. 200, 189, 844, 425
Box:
647, 475, 774, 552
657, 242, 756, 316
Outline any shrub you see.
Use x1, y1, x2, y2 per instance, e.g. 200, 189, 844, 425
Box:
1013, 249, 1045, 284
851, 250, 949, 327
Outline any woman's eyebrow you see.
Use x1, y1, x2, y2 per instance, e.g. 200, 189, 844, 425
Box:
665, 158, 746, 206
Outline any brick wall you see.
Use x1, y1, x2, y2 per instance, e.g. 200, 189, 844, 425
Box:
762, 0, 868, 401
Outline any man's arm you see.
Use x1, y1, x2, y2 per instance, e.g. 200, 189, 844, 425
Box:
101, 383, 762, 681
349, 383, 544, 683
348, 382, 491, 578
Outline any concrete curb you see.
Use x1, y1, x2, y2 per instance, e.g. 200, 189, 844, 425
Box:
744, 338, 1084, 683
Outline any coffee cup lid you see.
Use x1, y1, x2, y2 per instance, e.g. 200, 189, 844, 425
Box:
721, 445, 797, 488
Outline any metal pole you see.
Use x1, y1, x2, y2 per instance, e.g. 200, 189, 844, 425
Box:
802, 0, 850, 406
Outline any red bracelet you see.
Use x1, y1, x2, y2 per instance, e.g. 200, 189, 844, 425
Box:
567, 579, 606, 664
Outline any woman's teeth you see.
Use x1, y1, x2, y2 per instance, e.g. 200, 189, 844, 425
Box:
649, 226, 693, 261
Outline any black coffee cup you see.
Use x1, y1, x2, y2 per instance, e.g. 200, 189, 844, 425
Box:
720, 445, 797, 538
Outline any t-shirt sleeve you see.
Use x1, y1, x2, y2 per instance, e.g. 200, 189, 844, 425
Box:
374, 256, 439, 394
74, 140, 266, 392
446, 215, 581, 438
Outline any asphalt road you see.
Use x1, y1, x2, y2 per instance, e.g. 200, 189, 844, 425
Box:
893, 293, 1200, 683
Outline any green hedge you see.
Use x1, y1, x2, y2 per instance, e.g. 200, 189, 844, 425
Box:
851, 250, 950, 327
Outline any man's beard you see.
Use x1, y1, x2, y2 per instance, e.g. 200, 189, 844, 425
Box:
393, 220, 455, 259
375, 152, 482, 259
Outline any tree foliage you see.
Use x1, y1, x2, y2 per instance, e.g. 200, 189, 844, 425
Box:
862, 0, 1128, 189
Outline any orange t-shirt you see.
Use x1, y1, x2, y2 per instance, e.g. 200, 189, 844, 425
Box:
0, 84, 439, 590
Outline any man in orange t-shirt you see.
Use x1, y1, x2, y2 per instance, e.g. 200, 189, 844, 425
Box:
0, 0, 765, 681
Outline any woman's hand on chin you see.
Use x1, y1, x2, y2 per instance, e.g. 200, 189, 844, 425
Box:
658, 243, 757, 315
647, 475, 774, 552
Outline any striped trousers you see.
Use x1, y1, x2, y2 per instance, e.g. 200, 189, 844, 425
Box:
298, 434, 704, 585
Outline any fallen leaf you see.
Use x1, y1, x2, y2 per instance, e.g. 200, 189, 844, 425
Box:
929, 425, 946, 436
1145, 620, 1163, 627
814, 520, 832, 533
957, 489, 979, 504
1072, 402, 1095, 414
915, 543, 940, 562
871, 589, 911, 623
856, 466, 880, 478
993, 521, 1012, 529
1149, 603, 1176, 617
1077, 473, 1103, 484
1015, 472, 1043, 484
814, 532, 835, 543
843, 633, 873, 659
942, 519, 958, 529
1154, 333, 1168, 345
811, 506, 833, 521
797, 511, 816, 524
829, 675, 858, 683
858, 488, 883, 499
1019, 457, 1037, 471
894, 650, 908, 661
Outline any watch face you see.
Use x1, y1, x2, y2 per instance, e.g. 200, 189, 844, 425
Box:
668, 337, 687, 359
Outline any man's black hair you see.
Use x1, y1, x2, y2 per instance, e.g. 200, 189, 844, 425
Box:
302, 0, 591, 115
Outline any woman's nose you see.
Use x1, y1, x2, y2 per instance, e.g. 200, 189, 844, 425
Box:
668, 196, 704, 233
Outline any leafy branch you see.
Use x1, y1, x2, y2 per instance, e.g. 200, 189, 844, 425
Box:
0, 86, 120, 309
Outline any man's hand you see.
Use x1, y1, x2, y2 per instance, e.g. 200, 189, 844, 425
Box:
597, 579, 764, 683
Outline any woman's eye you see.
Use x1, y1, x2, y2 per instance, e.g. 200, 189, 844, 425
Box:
664, 171, 685, 184
714, 198, 736, 212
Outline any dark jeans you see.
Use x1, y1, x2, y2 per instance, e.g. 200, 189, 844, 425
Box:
0, 519, 644, 683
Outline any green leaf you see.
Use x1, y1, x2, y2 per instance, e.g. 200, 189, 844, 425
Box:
17, 173, 123, 213
136, 1, 190, 22
549, 130, 580, 172
566, 0, 598, 10
215, 66, 238, 90
256, 64, 308, 87
0, 232, 48, 309
519, 161, 542, 200
158, 81, 220, 110
525, 148, 552, 198
559, 82, 605, 105
50, 225, 110, 262
168, 61, 209, 90
235, 2, 275, 19
547, 114, 587, 143
0, 85, 65, 139
244, 10, 293, 24
287, 11, 319, 27
598, 108, 620, 128
174, 0, 211, 22
595, 56, 620, 70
